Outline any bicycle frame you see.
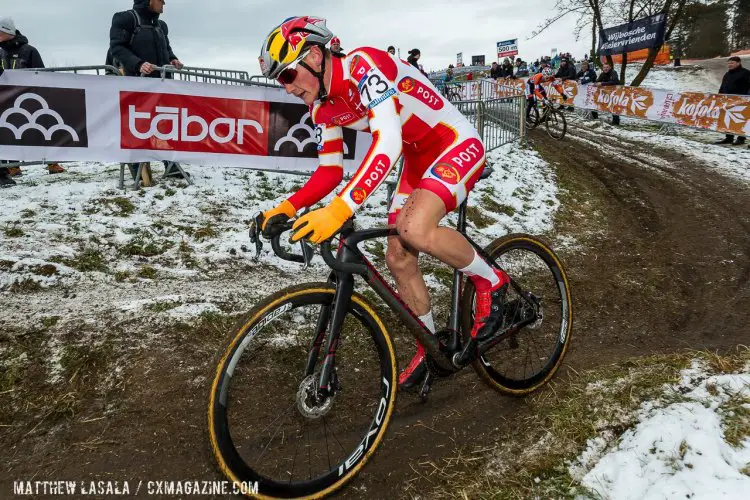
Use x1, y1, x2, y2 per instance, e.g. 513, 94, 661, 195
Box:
307, 199, 510, 395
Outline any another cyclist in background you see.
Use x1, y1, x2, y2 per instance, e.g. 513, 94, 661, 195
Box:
258, 16, 509, 390
526, 66, 569, 121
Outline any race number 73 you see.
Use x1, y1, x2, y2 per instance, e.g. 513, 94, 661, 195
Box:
360, 74, 389, 102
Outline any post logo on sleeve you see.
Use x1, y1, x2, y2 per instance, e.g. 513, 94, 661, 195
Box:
397, 77, 444, 111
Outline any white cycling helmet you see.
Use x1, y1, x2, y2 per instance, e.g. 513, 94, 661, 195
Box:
542, 66, 554, 77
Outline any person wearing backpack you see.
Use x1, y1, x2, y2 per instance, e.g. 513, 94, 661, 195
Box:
110, 0, 188, 179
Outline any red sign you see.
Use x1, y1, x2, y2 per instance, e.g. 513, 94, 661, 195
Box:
120, 92, 270, 155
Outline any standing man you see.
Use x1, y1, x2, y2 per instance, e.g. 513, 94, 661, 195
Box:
330, 37, 344, 56
593, 62, 621, 125
110, 0, 188, 179
555, 58, 576, 81
716, 56, 750, 146
0, 17, 65, 182
387, 46, 396, 56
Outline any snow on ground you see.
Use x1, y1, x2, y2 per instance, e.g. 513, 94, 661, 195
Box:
624, 64, 720, 93
0, 143, 558, 342
572, 117, 750, 186
570, 361, 750, 499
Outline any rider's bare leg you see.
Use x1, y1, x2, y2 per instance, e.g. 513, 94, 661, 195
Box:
385, 234, 430, 318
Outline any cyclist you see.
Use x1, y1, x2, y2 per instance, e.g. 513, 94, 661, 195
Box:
526, 66, 569, 121
257, 16, 509, 390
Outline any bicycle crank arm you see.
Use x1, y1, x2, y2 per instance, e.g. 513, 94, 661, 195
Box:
452, 317, 537, 368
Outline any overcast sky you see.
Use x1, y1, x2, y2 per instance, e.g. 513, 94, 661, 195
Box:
9, 0, 591, 73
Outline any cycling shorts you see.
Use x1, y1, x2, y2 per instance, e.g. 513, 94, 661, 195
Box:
387, 121, 486, 225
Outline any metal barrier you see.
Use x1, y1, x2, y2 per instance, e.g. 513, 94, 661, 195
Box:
152, 66, 281, 88
171, 65, 250, 85
444, 79, 526, 152
24, 65, 121, 75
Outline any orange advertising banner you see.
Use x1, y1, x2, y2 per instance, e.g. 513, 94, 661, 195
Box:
489, 77, 750, 136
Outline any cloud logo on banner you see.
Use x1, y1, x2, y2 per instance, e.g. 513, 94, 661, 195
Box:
268, 102, 357, 160
0, 86, 88, 147
0, 93, 80, 142
274, 111, 349, 155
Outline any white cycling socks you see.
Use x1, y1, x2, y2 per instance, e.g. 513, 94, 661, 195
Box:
419, 311, 436, 334
459, 250, 501, 290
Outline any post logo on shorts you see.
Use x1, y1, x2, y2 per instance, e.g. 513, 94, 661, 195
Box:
397, 77, 443, 111
350, 187, 367, 204
431, 163, 460, 185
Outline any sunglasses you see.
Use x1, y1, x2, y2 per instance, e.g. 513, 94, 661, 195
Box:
276, 51, 310, 85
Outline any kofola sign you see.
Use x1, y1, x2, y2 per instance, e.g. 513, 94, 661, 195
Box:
598, 13, 666, 56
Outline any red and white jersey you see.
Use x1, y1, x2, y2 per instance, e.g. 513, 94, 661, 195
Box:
287, 47, 479, 213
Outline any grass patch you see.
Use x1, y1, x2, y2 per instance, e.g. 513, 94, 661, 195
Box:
85, 197, 136, 217
481, 193, 516, 217
722, 394, 750, 448
41, 316, 60, 328
4, 226, 24, 238
179, 241, 201, 269
465, 205, 495, 229
137, 266, 157, 279
194, 224, 218, 242
0, 259, 15, 271
119, 230, 172, 257
145, 300, 182, 313
52, 247, 108, 273
114, 271, 132, 282
20, 209, 36, 218
8, 278, 43, 294
165, 188, 177, 197
422, 259, 454, 288
31, 264, 58, 277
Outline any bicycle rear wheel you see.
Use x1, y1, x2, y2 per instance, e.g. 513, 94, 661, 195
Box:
208, 283, 397, 498
545, 108, 567, 140
461, 234, 572, 395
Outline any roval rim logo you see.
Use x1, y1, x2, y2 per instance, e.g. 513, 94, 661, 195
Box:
431, 163, 460, 184
350, 187, 367, 204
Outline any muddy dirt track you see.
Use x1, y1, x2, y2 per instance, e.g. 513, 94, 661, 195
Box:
3, 122, 750, 499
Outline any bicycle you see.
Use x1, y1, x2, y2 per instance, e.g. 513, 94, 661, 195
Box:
207, 170, 573, 498
526, 97, 567, 140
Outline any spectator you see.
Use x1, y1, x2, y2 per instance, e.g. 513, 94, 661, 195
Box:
110, 0, 188, 180
330, 37, 344, 56
0, 17, 65, 182
555, 58, 576, 81
443, 67, 454, 83
593, 62, 620, 125
387, 45, 396, 56
576, 61, 597, 85
501, 58, 514, 78
514, 58, 528, 77
407, 49, 424, 70
716, 56, 750, 146
466, 72, 473, 81
490, 62, 501, 79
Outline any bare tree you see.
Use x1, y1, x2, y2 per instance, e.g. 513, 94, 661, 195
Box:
630, 0, 689, 86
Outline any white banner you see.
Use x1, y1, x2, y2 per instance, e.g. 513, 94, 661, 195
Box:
496, 39, 518, 58
0, 70, 372, 173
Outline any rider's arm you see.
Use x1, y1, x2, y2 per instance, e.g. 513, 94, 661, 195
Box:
286, 120, 345, 212
336, 50, 403, 213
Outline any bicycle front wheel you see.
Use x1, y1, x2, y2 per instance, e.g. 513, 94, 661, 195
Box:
208, 283, 397, 499
545, 108, 567, 140
461, 234, 572, 396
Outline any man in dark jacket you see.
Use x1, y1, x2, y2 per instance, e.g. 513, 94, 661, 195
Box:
110, 0, 188, 179
592, 62, 621, 125
554, 58, 577, 81
0, 17, 65, 186
110, 0, 183, 77
501, 58, 514, 78
716, 56, 750, 146
490, 62, 501, 79
576, 61, 597, 85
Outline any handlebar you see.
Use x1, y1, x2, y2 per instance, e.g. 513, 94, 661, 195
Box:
320, 239, 368, 275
